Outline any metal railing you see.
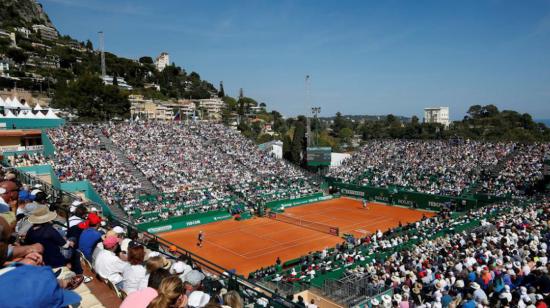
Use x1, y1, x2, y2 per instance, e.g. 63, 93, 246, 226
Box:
9, 166, 297, 307
322, 273, 389, 307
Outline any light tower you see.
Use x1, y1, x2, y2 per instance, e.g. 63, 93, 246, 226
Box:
98, 31, 106, 78
305, 75, 311, 147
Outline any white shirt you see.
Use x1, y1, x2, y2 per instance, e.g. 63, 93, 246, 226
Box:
122, 264, 148, 294
68, 215, 83, 228
94, 249, 129, 284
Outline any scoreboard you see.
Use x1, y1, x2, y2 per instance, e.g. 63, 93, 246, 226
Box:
306, 147, 332, 166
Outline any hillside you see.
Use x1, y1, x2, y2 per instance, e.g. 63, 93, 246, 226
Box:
0, 0, 54, 29
0, 0, 217, 102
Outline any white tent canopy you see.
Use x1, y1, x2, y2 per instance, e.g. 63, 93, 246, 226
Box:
10, 98, 25, 109
33, 102, 43, 111
34, 110, 46, 118
4, 109, 16, 118
44, 108, 60, 119
18, 111, 34, 119
22, 101, 32, 110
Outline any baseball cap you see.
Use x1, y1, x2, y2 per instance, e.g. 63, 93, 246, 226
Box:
87, 213, 102, 226
0, 264, 81, 307
184, 270, 205, 287
188, 291, 210, 308
112, 226, 125, 234
18, 190, 35, 202
103, 236, 121, 249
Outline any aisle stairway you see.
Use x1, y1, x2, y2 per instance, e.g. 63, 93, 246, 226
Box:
95, 129, 160, 197
469, 146, 519, 194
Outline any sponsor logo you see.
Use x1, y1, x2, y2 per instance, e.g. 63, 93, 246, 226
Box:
213, 215, 231, 221
341, 189, 364, 197
397, 199, 415, 206
375, 196, 390, 202
186, 220, 201, 226
148, 225, 172, 233
428, 201, 446, 208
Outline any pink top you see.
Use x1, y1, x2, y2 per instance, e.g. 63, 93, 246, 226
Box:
120, 287, 158, 308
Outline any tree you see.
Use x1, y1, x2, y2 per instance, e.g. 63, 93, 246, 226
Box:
339, 127, 354, 145
139, 56, 153, 64
218, 81, 225, 98
257, 134, 274, 144
481, 105, 499, 118
51, 74, 129, 120
466, 105, 482, 119
290, 122, 306, 164
6, 48, 28, 65
85, 39, 93, 50
223, 96, 237, 111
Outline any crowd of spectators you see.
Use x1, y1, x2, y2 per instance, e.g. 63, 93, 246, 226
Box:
47, 122, 319, 222
328, 140, 548, 197
7, 152, 52, 167
0, 165, 256, 307
479, 143, 550, 197
252, 198, 550, 307
48, 124, 143, 209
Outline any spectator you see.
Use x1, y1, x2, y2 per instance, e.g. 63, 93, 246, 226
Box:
148, 276, 187, 308
93, 235, 129, 288
223, 290, 243, 308
122, 242, 148, 294
0, 264, 81, 308
24, 207, 72, 268
120, 268, 171, 308
78, 213, 103, 260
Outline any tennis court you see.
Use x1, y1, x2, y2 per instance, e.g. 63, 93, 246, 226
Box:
159, 197, 434, 275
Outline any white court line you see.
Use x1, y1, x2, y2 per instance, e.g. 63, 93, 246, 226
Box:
241, 228, 334, 257
203, 239, 251, 259
245, 232, 336, 259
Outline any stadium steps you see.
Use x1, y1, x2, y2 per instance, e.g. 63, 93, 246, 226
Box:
471, 146, 519, 194
95, 129, 160, 196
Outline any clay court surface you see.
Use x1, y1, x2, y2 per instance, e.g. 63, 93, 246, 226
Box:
160, 197, 434, 275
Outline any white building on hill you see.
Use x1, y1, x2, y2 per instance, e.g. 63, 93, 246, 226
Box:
424, 107, 450, 127
155, 52, 170, 71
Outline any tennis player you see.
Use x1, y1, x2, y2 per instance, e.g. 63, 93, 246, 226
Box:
362, 199, 369, 210
197, 231, 204, 247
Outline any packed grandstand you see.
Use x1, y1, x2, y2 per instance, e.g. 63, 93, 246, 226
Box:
0, 121, 548, 308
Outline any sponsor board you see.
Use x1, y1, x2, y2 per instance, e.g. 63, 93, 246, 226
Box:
428, 201, 446, 208
213, 215, 232, 221
340, 189, 365, 197
148, 225, 172, 233
396, 199, 415, 207
375, 196, 390, 203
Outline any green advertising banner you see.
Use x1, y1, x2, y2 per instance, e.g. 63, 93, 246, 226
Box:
137, 210, 233, 234
333, 181, 478, 211
265, 192, 333, 210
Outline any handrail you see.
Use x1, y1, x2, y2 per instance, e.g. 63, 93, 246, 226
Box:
9, 165, 296, 307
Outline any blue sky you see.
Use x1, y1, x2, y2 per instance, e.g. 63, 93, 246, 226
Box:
41, 0, 550, 119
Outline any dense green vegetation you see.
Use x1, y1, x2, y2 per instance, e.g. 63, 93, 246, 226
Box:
52, 74, 129, 121
232, 104, 550, 169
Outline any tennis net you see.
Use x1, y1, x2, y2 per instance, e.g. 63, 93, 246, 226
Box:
267, 212, 339, 236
